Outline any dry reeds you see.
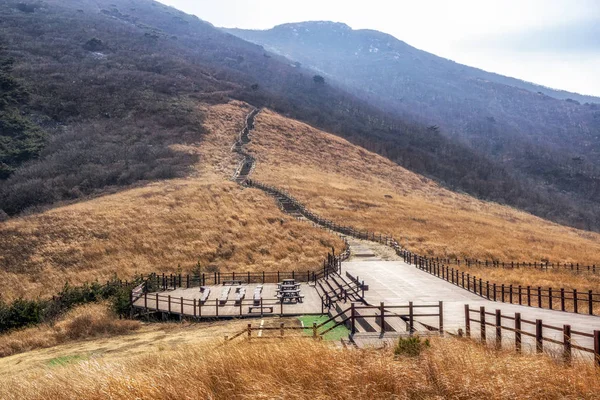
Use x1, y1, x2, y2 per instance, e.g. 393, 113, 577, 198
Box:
0, 303, 140, 358
0, 102, 344, 301
1, 337, 598, 399
249, 109, 600, 266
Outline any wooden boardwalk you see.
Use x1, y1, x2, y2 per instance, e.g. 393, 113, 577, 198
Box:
343, 239, 600, 355
133, 283, 323, 319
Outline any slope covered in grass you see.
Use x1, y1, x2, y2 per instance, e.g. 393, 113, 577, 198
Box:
1, 336, 599, 399
0, 102, 343, 301
248, 109, 600, 264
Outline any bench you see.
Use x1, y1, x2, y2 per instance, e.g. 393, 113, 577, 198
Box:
200, 287, 211, 303
235, 287, 246, 304
219, 286, 231, 305
248, 306, 274, 314
276, 294, 305, 303
223, 280, 243, 286
253, 285, 263, 306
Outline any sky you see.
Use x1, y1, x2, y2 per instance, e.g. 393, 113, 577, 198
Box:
158, 0, 600, 97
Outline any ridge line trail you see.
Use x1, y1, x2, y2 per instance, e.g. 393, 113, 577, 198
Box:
237, 107, 600, 350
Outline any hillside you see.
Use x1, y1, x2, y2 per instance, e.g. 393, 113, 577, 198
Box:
1, 0, 594, 239
227, 22, 600, 232
248, 109, 600, 263
0, 102, 343, 301
0, 0, 504, 223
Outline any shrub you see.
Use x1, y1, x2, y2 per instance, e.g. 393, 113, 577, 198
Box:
394, 335, 430, 357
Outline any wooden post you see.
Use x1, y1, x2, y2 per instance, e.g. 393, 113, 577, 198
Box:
144, 292, 148, 310
574, 289, 578, 314
527, 286, 531, 306
280, 323, 284, 337
401, 300, 413, 335
480, 306, 486, 343
351, 303, 356, 334
313, 322, 317, 338
518, 286, 522, 305
439, 301, 444, 336
561, 288, 565, 311
536, 319, 543, 353
180, 296, 184, 317
515, 313, 522, 353
495, 309, 502, 350
563, 324, 572, 363
493, 284, 497, 301
589, 290, 594, 316
501, 284, 505, 302
247, 323, 252, 339
548, 288, 553, 310
380, 302, 385, 333
193, 299, 197, 318
537, 287, 542, 308
594, 331, 600, 367
216, 299, 219, 318
168, 295, 171, 313
464, 304, 471, 338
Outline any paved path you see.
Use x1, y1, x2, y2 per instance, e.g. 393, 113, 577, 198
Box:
343, 239, 600, 356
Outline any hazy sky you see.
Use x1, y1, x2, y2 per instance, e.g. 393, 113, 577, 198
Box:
159, 0, 600, 96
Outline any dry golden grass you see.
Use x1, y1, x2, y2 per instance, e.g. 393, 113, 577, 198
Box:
249, 109, 600, 265
0, 102, 343, 301
0, 303, 140, 358
1, 336, 598, 399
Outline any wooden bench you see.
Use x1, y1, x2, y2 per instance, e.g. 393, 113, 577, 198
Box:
223, 280, 243, 286
219, 286, 231, 305
248, 306, 274, 314
200, 287, 210, 303
253, 285, 263, 306
235, 287, 246, 304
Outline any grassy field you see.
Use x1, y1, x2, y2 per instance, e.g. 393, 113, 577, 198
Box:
297, 315, 349, 341
249, 109, 600, 265
1, 334, 599, 399
0, 102, 344, 301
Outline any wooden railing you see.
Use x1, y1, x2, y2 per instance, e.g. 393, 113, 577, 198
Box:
406, 256, 600, 316
464, 304, 600, 365
224, 302, 444, 341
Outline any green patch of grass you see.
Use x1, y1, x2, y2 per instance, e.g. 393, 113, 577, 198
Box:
298, 315, 349, 341
46, 354, 88, 367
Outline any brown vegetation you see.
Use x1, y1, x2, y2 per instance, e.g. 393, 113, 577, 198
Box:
0, 102, 343, 301
0, 303, 139, 358
1, 337, 599, 399
249, 109, 600, 264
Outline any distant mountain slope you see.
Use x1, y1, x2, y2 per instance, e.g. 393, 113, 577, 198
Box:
0, 0, 498, 217
227, 21, 600, 231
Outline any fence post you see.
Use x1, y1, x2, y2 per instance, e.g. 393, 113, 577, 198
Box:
589, 290, 594, 316
548, 288, 553, 310
180, 296, 184, 317
247, 323, 252, 340
480, 306, 486, 343
280, 322, 284, 337
595, 331, 600, 367
495, 309, 502, 350
501, 284, 505, 302
439, 301, 444, 336
537, 287, 542, 308
515, 313, 521, 353
464, 304, 471, 337
313, 322, 317, 338
193, 299, 197, 318
409, 302, 414, 334
351, 303, 356, 334
563, 324, 572, 364
527, 286, 531, 306
574, 289, 578, 314
535, 319, 543, 353
377, 302, 384, 333
168, 295, 171, 313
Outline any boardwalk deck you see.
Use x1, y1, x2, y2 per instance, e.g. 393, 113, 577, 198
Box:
133, 283, 323, 319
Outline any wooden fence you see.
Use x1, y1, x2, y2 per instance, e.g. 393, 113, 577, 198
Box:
406, 256, 600, 315
224, 302, 444, 341
464, 304, 600, 365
